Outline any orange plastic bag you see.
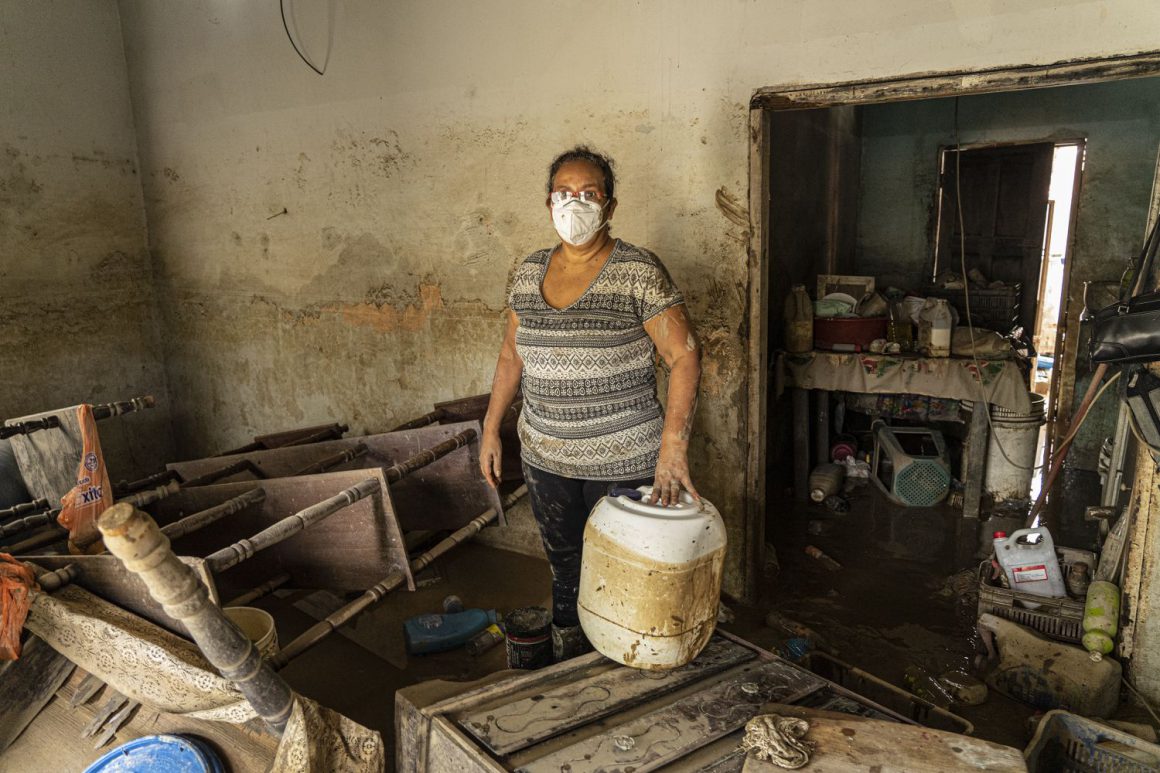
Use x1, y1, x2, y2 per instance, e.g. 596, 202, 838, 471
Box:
58, 404, 113, 551
0, 554, 36, 660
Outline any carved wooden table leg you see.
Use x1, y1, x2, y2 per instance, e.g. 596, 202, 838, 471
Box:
98, 503, 295, 734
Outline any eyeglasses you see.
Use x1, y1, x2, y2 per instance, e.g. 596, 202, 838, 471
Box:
550, 190, 605, 205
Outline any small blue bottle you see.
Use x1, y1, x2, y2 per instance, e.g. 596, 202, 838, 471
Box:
404, 608, 498, 654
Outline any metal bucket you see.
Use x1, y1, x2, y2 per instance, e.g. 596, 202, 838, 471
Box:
983, 394, 1045, 503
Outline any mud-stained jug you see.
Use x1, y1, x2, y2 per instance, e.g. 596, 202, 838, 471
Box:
578, 486, 726, 670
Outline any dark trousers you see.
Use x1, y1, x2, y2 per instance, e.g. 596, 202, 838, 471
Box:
523, 462, 652, 628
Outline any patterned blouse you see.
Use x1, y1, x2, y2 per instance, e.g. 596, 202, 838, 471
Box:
508, 239, 684, 480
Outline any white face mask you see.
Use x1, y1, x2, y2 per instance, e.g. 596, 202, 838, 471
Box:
551, 198, 606, 246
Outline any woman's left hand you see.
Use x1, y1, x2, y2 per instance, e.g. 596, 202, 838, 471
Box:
650, 442, 699, 506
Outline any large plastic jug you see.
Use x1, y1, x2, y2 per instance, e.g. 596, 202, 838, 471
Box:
784, 285, 814, 353
978, 613, 1121, 717
578, 487, 726, 670
993, 528, 1067, 600
918, 298, 952, 357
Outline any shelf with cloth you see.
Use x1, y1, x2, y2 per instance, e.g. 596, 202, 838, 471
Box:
774, 350, 1031, 521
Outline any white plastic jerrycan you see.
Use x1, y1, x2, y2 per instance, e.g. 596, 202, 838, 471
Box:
578, 486, 726, 670
993, 527, 1067, 599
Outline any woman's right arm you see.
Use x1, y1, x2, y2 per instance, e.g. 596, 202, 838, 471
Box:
480, 309, 522, 488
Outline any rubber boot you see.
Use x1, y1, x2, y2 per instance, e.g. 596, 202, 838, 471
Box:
551, 624, 592, 662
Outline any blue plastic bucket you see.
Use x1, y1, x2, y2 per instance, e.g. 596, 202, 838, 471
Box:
83, 734, 225, 773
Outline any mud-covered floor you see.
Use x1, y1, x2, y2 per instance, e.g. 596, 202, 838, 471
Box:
729, 479, 1037, 748
253, 469, 1120, 766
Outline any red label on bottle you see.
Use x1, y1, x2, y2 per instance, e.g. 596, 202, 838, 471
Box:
1013, 564, 1048, 583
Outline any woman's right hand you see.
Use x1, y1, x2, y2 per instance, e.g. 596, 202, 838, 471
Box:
479, 433, 503, 488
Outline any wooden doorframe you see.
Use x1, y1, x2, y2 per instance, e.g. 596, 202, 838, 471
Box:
743, 51, 1160, 602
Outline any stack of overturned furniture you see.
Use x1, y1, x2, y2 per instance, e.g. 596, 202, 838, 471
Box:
0, 394, 518, 770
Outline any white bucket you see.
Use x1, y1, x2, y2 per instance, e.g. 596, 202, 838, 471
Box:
224, 606, 279, 659
983, 394, 1045, 503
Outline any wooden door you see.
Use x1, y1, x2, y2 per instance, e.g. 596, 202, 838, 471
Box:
936, 143, 1054, 335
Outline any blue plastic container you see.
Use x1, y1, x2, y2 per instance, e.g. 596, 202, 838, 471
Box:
83, 734, 225, 773
404, 608, 498, 654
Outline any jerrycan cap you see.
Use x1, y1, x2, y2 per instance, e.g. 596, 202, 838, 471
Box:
607, 486, 703, 518
993, 531, 1008, 539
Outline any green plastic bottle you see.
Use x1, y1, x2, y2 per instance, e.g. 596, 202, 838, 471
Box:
1082, 580, 1120, 656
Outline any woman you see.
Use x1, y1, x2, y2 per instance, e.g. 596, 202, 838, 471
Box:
479, 146, 701, 661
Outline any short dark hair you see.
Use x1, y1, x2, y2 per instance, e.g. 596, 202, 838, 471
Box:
547, 146, 615, 200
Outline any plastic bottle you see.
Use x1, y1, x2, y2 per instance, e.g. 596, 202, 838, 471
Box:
918, 298, 953, 357
784, 285, 814, 353
887, 302, 914, 351
404, 608, 498, 655
808, 463, 845, 503
992, 528, 1067, 600
1066, 562, 1091, 598
442, 595, 464, 613
1082, 581, 1120, 656
465, 622, 505, 656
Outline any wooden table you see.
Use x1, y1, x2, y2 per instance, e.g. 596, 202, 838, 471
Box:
395, 632, 953, 772
777, 350, 1032, 520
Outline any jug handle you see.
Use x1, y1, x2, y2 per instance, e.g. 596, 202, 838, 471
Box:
1009, 528, 1047, 546
610, 487, 644, 500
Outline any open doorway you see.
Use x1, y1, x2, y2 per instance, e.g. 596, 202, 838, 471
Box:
742, 58, 1160, 740
931, 140, 1085, 483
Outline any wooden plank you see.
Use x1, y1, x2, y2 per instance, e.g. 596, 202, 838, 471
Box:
22, 555, 218, 636
434, 394, 524, 485
751, 52, 1160, 110
459, 637, 756, 755
792, 389, 810, 501
743, 105, 772, 606
0, 635, 76, 752
815, 389, 831, 466
963, 403, 988, 520
517, 659, 826, 773
167, 421, 504, 530
144, 469, 412, 597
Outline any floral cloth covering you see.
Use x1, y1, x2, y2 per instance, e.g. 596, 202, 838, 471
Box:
845, 393, 963, 423
777, 352, 1032, 413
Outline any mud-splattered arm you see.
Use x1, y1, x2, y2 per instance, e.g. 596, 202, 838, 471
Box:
480, 309, 523, 487
643, 304, 701, 505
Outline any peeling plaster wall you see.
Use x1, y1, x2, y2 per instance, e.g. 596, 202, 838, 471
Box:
856, 79, 1160, 469
115, 0, 1160, 597
1, 2, 172, 478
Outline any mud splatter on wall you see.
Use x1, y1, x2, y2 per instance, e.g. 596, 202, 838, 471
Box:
0, 3, 173, 477
113, 0, 1160, 598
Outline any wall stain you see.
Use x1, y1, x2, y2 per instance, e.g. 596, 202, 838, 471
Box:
335, 283, 445, 332
331, 127, 409, 179
714, 186, 750, 229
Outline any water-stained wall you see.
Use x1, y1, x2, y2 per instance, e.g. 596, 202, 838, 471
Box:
855, 79, 1160, 469
113, 0, 1160, 597
0, 3, 172, 477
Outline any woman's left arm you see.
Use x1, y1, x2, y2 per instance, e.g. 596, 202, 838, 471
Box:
643, 304, 701, 505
